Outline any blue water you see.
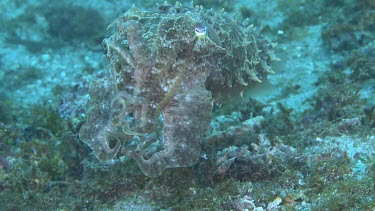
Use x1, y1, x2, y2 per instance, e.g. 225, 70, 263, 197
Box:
0, 0, 374, 210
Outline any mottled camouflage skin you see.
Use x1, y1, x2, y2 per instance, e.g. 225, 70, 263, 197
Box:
79, 5, 277, 177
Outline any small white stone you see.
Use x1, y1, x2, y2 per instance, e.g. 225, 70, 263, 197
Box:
41, 54, 50, 61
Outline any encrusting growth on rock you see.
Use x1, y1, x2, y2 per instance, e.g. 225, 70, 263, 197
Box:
79, 2, 278, 177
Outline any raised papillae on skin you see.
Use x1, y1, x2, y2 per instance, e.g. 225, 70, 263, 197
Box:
79, 3, 278, 177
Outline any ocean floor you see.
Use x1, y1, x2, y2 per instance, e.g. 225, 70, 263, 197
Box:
0, 0, 374, 210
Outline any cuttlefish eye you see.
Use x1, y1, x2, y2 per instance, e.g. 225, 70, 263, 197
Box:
195, 25, 207, 38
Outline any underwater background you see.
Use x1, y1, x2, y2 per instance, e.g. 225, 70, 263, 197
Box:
0, 0, 374, 210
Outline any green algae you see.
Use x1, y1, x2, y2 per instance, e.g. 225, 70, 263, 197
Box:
0, 99, 14, 125
310, 179, 375, 210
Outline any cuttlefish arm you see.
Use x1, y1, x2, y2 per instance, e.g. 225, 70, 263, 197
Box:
132, 86, 212, 177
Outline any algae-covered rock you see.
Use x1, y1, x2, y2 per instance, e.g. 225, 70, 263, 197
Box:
79, 3, 277, 177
